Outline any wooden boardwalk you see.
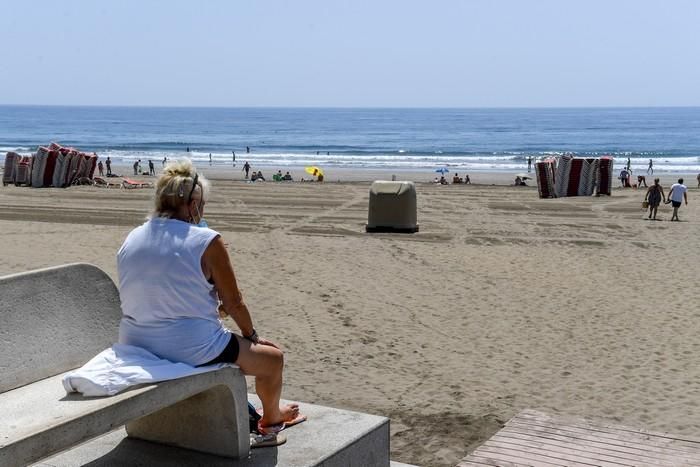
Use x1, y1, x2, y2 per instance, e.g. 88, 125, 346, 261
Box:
459, 409, 700, 467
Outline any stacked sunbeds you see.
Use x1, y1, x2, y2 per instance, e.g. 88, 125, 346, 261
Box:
2, 143, 97, 188
535, 155, 613, 199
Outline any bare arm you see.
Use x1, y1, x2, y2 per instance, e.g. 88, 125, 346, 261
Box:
202, 236, 254, 337
685, 191, 688, 204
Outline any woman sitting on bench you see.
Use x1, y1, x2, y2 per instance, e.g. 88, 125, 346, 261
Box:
117, 158, 302, 434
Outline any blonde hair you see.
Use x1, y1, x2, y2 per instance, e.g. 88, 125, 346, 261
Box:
153, 158, 210, 218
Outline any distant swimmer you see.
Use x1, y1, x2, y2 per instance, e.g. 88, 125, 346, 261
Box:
246, 146, 250, 154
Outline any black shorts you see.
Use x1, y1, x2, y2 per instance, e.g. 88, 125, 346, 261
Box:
672, 200, 682, 208
201, 334, 240, 366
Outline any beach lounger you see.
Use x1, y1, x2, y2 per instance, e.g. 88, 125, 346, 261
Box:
31, 147, 49, 188
64, 151, 82, 186
535, 158, 556, 199
93, 177, 122, 189
52, 150, 68, 187
14, 156, 32, 186
122, 178, 153, 189
43, 150, 59, 187
2, 152, 20, 186
30, 147, 60, 188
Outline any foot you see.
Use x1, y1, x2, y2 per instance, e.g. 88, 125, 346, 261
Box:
260, 403, 300, 428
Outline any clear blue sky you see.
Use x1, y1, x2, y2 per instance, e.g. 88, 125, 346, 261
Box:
1, 0, 698, 107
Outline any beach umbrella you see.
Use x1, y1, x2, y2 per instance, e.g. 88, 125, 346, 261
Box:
435, 168, 449, 175
305, 166, 324, 177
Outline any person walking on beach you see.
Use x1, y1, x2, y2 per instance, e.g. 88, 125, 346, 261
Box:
106, 157, 112, 176
647, 159, 653, 175
619, 168, 629, 187
209, 153, 212, 166
97, 160, 104, 177
644, 178, 665, 220
527, 156, 533, 173
243, 161, 251, 179
232, 151, 236, 166
162, 157, 167, 167
626, 157, 631, 171
667, 178, 688, 221
148, 160, 155, 176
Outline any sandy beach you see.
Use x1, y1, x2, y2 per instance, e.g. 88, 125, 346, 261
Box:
1, 167, 699, 467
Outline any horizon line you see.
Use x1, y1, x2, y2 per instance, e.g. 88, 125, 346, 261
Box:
2, 103, 700, 111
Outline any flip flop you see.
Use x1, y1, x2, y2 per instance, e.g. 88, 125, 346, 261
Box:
257, 413, 308, 435
250, 432, 287, 449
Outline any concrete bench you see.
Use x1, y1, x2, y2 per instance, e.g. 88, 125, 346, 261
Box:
0, 263, 249, 467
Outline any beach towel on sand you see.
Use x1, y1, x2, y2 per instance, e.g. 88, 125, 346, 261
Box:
62, 343, 233, 396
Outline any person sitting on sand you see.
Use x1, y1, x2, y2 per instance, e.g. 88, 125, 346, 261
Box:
514, 176, 527, 186
433, 177, 440, 184
250, 172, 258, 182
316, 173, 324, 182
283, 171, 292, 181
452, 173, 462, 184
255, 170, 265, 182
644, 178, 665, 220
116, 159, 304, 434
439, 176, 448, 185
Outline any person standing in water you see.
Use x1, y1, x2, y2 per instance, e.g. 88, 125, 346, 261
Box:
232, 151, 236, 166
647, 159, 653, 175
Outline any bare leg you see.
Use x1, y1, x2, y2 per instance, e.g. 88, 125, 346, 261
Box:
671, 206, 679, 221
652, 206, 658, 220
234, 336, 299, 427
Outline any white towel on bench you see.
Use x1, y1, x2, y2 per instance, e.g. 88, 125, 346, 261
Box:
62, 343, 235, 396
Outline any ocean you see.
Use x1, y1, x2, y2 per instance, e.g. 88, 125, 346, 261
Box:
1, 105, 700, 173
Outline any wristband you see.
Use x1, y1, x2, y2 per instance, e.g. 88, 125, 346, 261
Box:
244, 329, 259, 343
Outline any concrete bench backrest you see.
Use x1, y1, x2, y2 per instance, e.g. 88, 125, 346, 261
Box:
0, 263, 122, 393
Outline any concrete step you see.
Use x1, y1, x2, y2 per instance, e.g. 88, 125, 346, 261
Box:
34, 396, 390, 467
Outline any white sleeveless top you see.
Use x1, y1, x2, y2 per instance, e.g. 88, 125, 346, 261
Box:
117, 217, 231, 366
